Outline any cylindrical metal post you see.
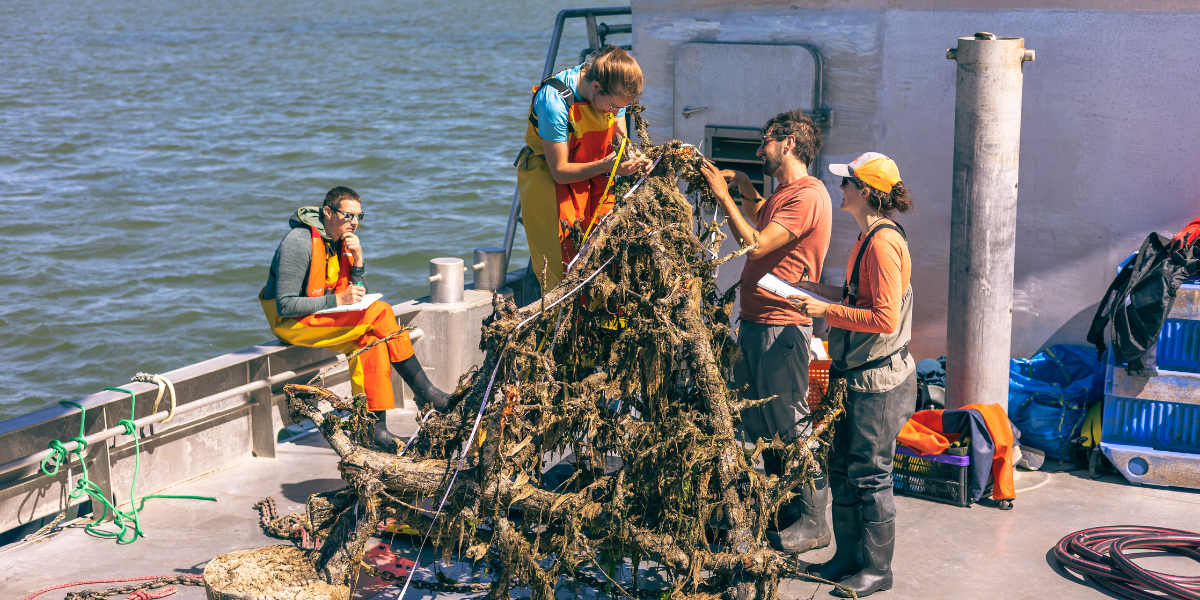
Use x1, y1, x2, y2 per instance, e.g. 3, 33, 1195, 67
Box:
944, 32, 1034, 411
428, 258, 465, 304
472, 247, 506, 292
501, 186, 520, 278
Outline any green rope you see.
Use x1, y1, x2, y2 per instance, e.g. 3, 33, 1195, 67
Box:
37, 387, 216, 544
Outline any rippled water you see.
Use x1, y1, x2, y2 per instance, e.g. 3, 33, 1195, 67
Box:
0, 0, 623, 421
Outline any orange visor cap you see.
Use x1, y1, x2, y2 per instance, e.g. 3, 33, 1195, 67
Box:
829, 152, 901, 194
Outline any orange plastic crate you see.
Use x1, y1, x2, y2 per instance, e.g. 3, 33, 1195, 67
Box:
807, 359, 832, 410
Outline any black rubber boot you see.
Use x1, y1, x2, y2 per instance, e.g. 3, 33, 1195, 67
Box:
806, 503, 862, 582
370, 410, 398, 451
767, 474, 831, 554
393, 356, 451, 410
831, 518, 894, 598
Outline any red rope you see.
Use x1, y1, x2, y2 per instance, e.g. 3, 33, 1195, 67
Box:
21, 574, 203, 600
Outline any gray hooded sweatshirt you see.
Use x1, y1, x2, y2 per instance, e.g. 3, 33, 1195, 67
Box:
262, 207, 367, 318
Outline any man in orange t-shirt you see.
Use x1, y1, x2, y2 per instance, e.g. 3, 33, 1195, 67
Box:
700, 109, 833, 555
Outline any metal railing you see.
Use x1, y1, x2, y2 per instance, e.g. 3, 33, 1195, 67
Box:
0, 309, 424, 536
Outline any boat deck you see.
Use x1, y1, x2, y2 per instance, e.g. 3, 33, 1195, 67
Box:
5, 415, 1200, 600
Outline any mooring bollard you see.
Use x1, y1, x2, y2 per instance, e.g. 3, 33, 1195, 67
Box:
472, 247, 506, 292
428, 257, 465, 304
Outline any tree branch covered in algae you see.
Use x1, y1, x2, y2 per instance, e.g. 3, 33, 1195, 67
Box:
277, 105, 849, 600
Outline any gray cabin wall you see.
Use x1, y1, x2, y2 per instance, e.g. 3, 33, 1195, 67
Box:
632, 0, 1200, 361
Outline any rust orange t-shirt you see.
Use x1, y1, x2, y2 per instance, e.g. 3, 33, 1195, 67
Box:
739, 176, 833, 326
825, 224, 911, 333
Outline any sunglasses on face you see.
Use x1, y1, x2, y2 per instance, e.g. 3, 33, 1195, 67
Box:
840, 177, 864, 189
334, 208, 365, 222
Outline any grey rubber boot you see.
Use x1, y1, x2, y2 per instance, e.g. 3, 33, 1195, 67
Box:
832, 518, 895, 598
370, 410, 398, 451
393, 355, 451, 410
805, 503, 862, 582
766, 474, 831, 554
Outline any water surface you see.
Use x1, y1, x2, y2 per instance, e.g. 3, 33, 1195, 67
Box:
0, 0, 626, 420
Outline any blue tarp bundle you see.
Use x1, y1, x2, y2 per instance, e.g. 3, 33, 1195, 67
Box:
1007, 345, 1106, 459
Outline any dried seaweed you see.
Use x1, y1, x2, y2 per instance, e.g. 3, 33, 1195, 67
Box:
275, 105, 848, 600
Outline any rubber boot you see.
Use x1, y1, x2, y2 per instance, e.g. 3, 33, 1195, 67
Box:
806, 503, 862, 582
767, 474, 831, 554
393, 356, 451, 410
831, 518, 894, 598
370, 410, 398, 451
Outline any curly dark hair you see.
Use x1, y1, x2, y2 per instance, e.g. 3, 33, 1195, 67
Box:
322, 186, 361, 211
762, 110, 822, 166
844, 177, 914, 217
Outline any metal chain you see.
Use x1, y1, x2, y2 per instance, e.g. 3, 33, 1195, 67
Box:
253, 496, 309, 545
254, 496, 279, 528
63, 575, 203, 600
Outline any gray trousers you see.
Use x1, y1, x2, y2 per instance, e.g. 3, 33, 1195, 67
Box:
734, 321, 812, 442
830, 370, 917, 523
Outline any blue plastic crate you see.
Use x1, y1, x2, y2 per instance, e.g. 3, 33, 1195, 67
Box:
1103, 395, 1200, 454
1157, 318, 1200, 373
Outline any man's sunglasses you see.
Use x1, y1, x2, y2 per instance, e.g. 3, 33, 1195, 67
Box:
334, 208, 366, 222
840, 177, 864, 189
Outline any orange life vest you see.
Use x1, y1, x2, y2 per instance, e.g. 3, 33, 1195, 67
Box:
305, 226, 350, 298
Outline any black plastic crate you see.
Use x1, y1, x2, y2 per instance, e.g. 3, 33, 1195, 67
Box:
892, 446, 972, 507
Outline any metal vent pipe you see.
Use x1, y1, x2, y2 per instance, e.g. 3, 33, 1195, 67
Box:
944, 32, 1034, 411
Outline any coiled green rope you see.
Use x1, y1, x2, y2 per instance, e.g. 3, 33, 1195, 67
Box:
38, 386, 216, 544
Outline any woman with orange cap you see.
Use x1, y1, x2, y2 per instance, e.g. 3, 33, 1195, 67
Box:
789, 152, 916, 598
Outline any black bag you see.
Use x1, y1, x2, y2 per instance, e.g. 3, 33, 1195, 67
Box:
1086, 233, 1198, 376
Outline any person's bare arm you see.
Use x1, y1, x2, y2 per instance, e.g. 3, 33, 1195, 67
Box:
729, 170, 764, 223
699, 160, 793, 258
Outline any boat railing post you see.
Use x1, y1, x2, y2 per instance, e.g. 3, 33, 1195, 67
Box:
944, 32, 1034, 411
501, 186, 520, 281
91, 404, 116, 517
248, 356, 276, 459
585, 13, 601, 53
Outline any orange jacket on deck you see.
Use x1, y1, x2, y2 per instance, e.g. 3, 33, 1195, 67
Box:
897, 403, 1015, 501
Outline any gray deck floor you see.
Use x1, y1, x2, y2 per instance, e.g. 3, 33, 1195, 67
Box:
4, 423, 1200, 600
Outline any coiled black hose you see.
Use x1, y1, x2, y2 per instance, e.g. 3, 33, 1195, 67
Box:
1054, 526, 1200, 600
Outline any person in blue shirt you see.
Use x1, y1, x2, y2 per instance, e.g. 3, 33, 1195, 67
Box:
515, 45, 651, 291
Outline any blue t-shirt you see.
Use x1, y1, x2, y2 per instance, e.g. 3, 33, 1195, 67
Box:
532, 64, 627, 143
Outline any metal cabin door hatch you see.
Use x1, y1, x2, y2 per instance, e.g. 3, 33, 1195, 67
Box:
674, 42, 827, 197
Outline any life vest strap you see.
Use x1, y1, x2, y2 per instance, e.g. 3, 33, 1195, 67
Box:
845, 222, 907, 307
527, 77, 577, 129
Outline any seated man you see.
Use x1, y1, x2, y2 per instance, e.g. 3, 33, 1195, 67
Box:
260, 186, 449, 449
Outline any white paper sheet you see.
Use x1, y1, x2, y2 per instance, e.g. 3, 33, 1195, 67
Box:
756, 273, 838, 304
314, 293, 383, 314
